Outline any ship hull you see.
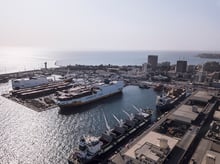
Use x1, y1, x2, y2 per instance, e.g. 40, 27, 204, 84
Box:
68, 113, 152, 164
157, 91, 186, 112
156, 103, 174, 112
56, 81, 125, 108
58, 90, 122, 108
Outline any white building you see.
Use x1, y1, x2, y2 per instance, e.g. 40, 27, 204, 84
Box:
123, 131, 179, 164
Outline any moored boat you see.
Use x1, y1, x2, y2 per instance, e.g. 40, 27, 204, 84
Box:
156, 88, 186, 112
56, 81, 125, 108
68, 107, 152, 164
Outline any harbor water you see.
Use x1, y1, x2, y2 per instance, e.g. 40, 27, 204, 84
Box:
0, 82, 159, 164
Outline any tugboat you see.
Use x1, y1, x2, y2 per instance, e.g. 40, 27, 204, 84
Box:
68, 106, 152, 164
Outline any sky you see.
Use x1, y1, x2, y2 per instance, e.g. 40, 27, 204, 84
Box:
0, 0, 220, 51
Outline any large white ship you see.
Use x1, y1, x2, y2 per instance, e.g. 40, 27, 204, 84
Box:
56, 81, 124, 108
11, 76, 49, 90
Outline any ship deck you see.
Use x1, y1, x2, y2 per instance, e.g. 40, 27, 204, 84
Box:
68, 115, 152, 164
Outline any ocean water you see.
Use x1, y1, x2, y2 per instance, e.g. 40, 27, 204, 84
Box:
0, 83, 158, 164
0, 47, 219, 74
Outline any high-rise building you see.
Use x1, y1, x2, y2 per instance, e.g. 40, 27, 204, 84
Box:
148, 55, 158, 71
176, 60, 187, 73
142, 63, 148, 73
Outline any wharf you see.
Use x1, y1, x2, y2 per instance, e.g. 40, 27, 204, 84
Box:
2, 78, 73, 112
0, 66, 152, 112
109, 90, 218, 164
109, 101, 181, 164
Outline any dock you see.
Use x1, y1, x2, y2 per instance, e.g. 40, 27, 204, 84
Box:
109, 90, 218, 164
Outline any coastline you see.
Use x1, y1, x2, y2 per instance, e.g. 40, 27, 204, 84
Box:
197, 53, 220, 59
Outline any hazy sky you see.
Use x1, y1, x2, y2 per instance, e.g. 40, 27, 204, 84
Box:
0, 0, 220, 51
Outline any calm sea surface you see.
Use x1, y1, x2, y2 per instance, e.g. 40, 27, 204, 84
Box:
0, 48, 220, 74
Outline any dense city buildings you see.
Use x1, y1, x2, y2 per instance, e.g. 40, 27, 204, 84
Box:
203, 61, 220, 73
187, 65, 196, 73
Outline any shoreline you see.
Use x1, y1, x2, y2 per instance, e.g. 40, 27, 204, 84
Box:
197, 53, 220, 59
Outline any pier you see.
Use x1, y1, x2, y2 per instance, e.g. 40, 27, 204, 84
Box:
109, 90, 218, 164
0, 66, 162, 112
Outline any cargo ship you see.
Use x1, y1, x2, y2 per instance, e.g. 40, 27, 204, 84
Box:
68, 106, 152, 164
156, 88, 187, 112
56, 81, 124, 108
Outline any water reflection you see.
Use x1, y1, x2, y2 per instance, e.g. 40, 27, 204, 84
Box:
0, 84, 158, 163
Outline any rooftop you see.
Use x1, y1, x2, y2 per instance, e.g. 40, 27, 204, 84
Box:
213, 111, 220, 121
169, 105, 202, 123
202, 150, 220, 164
190, 139, 211, 164
124, 131, 179, 161
166, 125, 199, 164
190, 91, 213, 103
176, 125, 199, 150
135, 143, 160, 162
206, 121, 220, 142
